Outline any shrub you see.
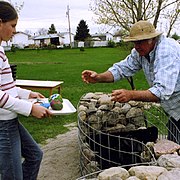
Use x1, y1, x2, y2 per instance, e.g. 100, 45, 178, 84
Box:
80, 46, 85, 51
108, 40, 115, 48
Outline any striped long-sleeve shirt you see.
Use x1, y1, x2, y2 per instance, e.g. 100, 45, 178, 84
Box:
108, 35, 180, 121
0, 46, 32, 120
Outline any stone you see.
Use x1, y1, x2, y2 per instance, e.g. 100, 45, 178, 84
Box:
78, 111, 87, 121
141, 142, 155, 162
126, 176, 140, 180
83, 92, 95, 99
98, 167, 129, 180
157, 154, 180, 170
78, 105, 87, 112
103, 124, 126, 133
98, 94, 112, 105
154, 139, 180, 157
157, 168, 180, 180
119, 103, 131, 114
128, 166, 167, 180
98, 105, 110, 111
126, 107, 143, 118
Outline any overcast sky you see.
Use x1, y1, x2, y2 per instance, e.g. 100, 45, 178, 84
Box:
10, 0, 109, 35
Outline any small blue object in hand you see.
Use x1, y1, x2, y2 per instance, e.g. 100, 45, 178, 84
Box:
40, 103, 50, 109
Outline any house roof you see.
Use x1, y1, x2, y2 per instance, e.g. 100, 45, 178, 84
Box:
91, 32, 113, 37
34, 33, 64, 40
15, 31, 31, 37
59, 32, 74, 36
91, 37, 101, 41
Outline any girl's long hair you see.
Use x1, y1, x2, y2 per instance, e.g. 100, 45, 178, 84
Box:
0, 1, 18, 22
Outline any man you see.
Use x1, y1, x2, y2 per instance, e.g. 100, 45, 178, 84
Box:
82, 20, 180, 144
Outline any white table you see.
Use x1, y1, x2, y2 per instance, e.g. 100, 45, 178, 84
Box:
16, 79, 64, 95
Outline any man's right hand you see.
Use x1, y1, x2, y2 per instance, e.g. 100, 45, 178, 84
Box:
82, 70, 98, 83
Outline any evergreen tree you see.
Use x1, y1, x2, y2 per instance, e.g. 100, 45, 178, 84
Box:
74, 20, 91, 41
48, 24, 57, 34
171, 33, 179, 40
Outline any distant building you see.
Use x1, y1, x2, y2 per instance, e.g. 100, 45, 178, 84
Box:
113, 34, 122, 43
33, 33, 64, 47
2, 31, 33, 49
1, 30, 123, 49
59, 32, 74, 47
33, 32, 75, 47
91, 32, 113, 41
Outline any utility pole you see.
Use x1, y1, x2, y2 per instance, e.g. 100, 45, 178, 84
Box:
66, 5, 72, 48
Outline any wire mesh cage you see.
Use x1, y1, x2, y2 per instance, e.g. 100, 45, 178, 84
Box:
77, 92, 180, 179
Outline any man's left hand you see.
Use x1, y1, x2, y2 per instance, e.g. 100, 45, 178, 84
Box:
111, 89, 133, 103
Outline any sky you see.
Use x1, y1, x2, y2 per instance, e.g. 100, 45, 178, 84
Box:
10, 0, 110, 35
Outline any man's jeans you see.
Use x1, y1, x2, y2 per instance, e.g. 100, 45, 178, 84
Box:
0, 118, 43, 180
168, 117, 180, 144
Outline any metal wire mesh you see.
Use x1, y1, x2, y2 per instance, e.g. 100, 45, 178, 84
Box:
77, 96, 180, 179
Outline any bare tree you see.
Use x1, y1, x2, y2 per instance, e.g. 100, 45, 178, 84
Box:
90, 0, 180, 35
164, 2, 180, 36
24, 29, 33, 36
37, 28, 48, 35
8, 0, 24, 13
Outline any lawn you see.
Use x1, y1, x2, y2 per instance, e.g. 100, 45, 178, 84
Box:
6, 47, 149, 144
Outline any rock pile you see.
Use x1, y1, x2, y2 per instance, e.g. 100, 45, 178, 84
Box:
78, 92, 161, 174
78, 154, 180, 179
77, 92, 180, 179
86, 160, 180, 180
78, 92, 158, 133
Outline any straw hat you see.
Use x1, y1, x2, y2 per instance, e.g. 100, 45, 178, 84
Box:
123, 20, 163, 42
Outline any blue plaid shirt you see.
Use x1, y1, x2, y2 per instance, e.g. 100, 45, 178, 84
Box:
108, 35, 180, 121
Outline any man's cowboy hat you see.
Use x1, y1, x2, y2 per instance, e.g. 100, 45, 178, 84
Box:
123, 20, 163, 42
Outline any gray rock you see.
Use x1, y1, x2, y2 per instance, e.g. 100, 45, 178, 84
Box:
128, 166, 167, 180
158, 168, 180, 180
83, 92, 95, 99
98, 166, 129, 180
157, 154, 180, 170
126, 107, 143, 118
119, 103, 131, 114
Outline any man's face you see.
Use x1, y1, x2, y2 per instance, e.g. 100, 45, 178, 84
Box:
0, 18, 18, 42
133, 39, 155, 56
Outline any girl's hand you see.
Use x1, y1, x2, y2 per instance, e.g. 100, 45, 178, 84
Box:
31, 104, 53, 119
29, 91, 45, 99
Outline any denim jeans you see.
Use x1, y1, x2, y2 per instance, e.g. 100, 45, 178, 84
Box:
167, 117, 180, 144
0, 118, 43, 180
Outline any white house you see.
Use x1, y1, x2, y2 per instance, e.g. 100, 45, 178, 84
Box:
113, 34, 122, 43
33, 33, 64, 47
12, 32, 33, 47
88, 32, 114, 47
91, 32, 113, 41
59, 32, 74, 47
2, 31, 33, 49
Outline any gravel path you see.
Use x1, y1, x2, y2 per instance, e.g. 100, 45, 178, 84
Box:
37, 123, 81, 180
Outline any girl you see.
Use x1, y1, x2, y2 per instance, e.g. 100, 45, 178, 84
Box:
0, 1, 52, 179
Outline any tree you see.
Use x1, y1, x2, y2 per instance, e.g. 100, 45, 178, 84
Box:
171, 33, 180, 40
8, 0, 24, 13
90, 0, 180, 36
165, 4, 180, 37
74, 20, 91, 41
24, 29, 33, 36
37, 28, 48, 35
48, 24, 57, 34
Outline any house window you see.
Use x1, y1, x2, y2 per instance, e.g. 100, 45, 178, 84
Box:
50, 37, 60, 45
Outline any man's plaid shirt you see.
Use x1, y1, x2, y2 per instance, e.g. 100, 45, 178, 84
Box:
109, 35, 180, 121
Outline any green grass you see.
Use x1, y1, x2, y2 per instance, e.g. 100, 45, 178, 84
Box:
6, 47, 149, 144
